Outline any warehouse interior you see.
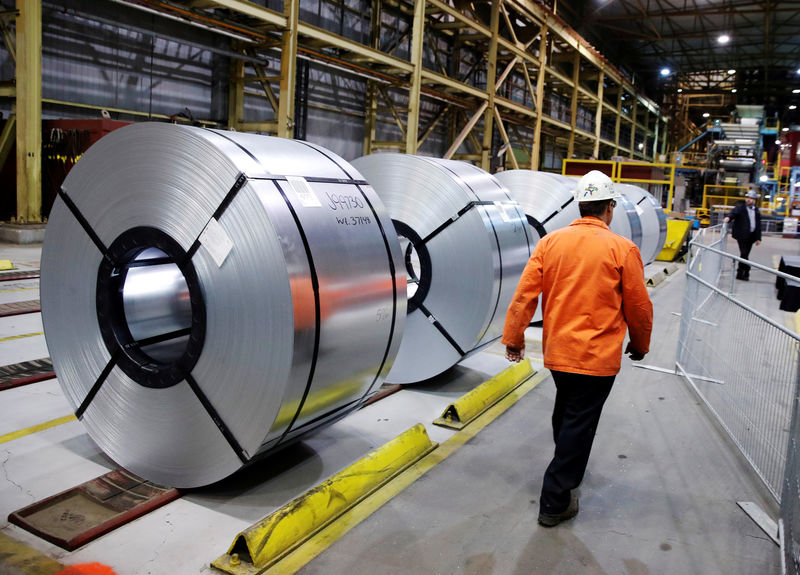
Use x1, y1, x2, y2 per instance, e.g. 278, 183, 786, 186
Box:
0, 1, 799, 574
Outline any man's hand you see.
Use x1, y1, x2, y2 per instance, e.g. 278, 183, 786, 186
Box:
625, 342, 644, 361
756, 240, 761, 246
723, 217, 730, 224
505, 346, 525, 362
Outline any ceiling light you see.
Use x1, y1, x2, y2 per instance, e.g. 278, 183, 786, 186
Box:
717, 34, 730, 44
794, 89, 800, 94
660, 67, 671, 76
791, 105, 798, 110
637, 143, 644, 150
731, 88, 737, 93
727, 69, 736, 75
677, 88, 683, 93
783, 127, 790, 132
797, 67, 800, 74
702, 112, 710, 118
776, 139, 782, 145
760, 175, 769, 182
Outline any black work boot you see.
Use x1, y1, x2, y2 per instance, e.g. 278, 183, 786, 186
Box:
538, 495, 579, 527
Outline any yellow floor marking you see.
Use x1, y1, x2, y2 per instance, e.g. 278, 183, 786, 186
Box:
0, 287, 38, 294
0, 531, 64, 574
0, 414, 76, 445
263, 369, 551, 575
0, 331, 44, 342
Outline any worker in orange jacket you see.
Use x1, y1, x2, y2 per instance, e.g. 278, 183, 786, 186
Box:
503, 170, 653, 527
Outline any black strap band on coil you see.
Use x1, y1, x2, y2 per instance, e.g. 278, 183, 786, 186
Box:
249, 175, 370, 187
417, 302, 466, 357
540, 196, 575, 227
421, 200, 497, 245
184, 172, 247, 264
75, 350, 120, 420
185, 373, 249, 463
57, 188, 114, 266
527, 215, 548, 238
354, 184, 400, 407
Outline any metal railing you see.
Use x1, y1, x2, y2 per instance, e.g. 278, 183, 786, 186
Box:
675, 225, 800, 573
678, 225, 800, 499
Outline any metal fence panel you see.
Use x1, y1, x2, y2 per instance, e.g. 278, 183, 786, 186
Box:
783, 395, 800, 573
676, 225, 800, 574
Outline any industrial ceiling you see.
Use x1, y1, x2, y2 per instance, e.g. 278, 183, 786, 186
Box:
557, 0, 800, 126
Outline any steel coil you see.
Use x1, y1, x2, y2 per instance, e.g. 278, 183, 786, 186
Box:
615, 183, 668, 264
495, 170, 643, 249
494, 170, 579, 244
41, 123, 405, 488
495, 170, 648, 320
352, 154, 531, 383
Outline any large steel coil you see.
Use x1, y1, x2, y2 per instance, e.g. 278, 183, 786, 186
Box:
41, 123, 406, 488
493, 170, 579, 245
352, 154, 531, 383
615, 183, 668, 264
495, 170, 643, 250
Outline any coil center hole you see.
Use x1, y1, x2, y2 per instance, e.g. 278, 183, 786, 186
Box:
399, 237, 422, 299
120, 248, 192, 364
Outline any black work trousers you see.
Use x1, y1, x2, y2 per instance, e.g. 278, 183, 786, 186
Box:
736, 236, 757, 277
540, 370, 615, 514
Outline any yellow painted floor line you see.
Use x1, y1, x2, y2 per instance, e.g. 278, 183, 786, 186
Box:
0, 331, 44, 342
263, 369, 551, 575
0, 414, 76, 445
0, 531, 64, 574
0, 286, 39, 294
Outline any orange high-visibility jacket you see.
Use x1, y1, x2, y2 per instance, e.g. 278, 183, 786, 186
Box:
502, 217, 653, 377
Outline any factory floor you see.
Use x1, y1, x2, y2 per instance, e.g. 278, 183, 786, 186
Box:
0, 234, 794, 575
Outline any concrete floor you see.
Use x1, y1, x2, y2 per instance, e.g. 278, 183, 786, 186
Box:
296, 238, 785, 575
0, 234, 793, 574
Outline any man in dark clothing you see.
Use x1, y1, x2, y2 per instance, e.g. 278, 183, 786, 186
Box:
723, 189, 762, 280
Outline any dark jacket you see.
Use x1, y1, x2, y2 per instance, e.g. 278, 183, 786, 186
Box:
727, 201, 762, 241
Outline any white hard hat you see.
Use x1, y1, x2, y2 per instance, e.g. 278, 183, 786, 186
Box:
573, 170, 620, 202
745, 190, 758, 199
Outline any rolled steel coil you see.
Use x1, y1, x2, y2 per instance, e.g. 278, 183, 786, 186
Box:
352, 154, 532, 383
495, 170, 643, 249
493, 170, 579, 245
615, 183, 668, 264
41, 123, 405, 488
495, 170, 647, 320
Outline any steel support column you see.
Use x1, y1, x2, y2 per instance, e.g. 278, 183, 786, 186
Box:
614, 88, 622, 155
15, 0, 40, 223
593, 70, 604, 159
479, 0, 500, 170
228, 56, 244, 130
530, 27, 547, 170
362, 0, 381, 156
567, 50, 579, 158
277, 0, 298, 139
405, 0, 425, 154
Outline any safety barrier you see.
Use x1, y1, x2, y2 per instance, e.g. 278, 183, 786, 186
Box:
675, 224, 800, 573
